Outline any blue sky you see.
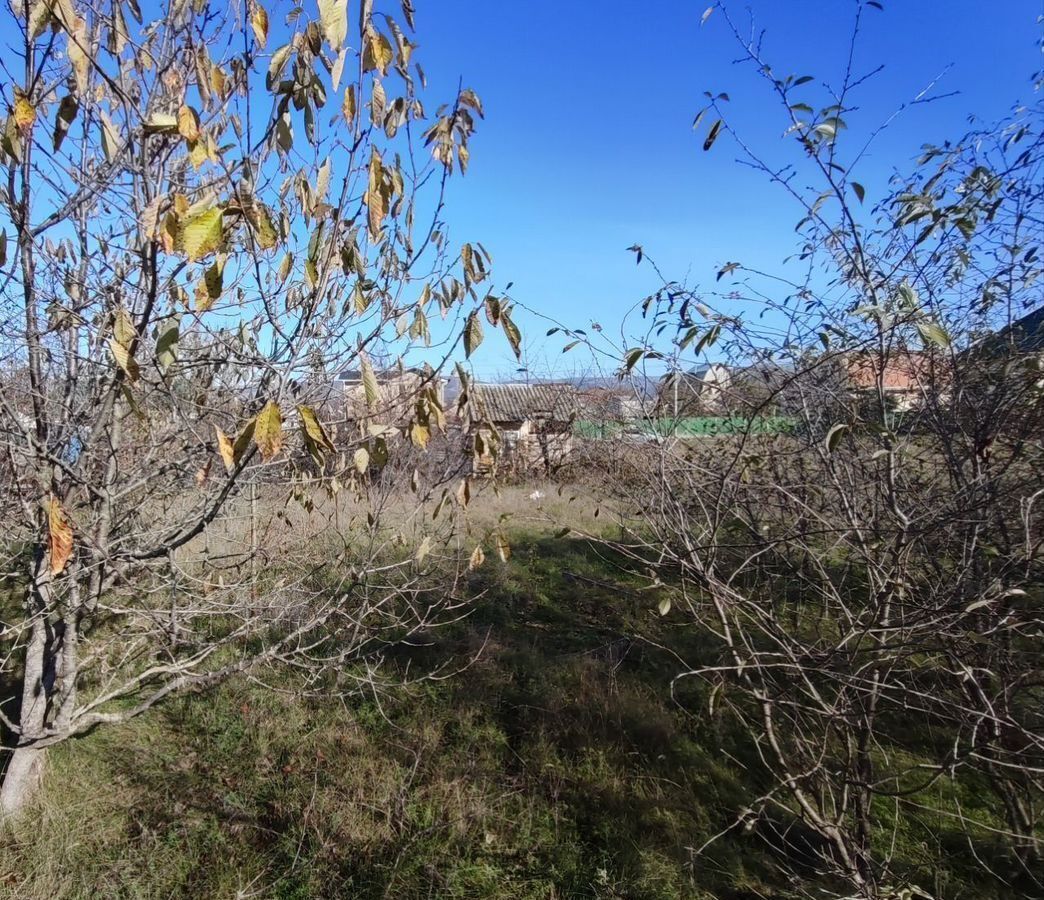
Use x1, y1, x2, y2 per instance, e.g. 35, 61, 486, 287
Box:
410, 0, 1042, 376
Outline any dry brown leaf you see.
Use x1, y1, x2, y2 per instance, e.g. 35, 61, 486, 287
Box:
48, 496, 73, 575
215, 425, 235, 471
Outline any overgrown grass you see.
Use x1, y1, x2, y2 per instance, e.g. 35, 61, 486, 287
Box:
0, 528, 1026, 898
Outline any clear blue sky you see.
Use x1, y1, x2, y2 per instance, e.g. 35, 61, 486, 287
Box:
410, 0, 1042, 376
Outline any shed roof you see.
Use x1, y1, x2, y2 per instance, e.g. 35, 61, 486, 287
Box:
470, 383, 580, 424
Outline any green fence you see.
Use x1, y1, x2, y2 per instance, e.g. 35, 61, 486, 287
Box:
575, 417, 797, 439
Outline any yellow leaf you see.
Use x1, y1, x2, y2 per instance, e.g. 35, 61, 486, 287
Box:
210, 64, 227, 98
410, 422, 430, 449
464, 310, 483, 358
51, 0, 77, 32
316, 158, 331, 204
278, 251, 293, 281
461, 243, 476, 284
109, 338, 140, 382
317, 0, 347, 50
268, 43, 293, 85
298, 404, 335, 455
331, 49, 347, 91
28, 0, 53, 40
342, 85, 356, 122
370, 78, 386, 125
179, 205, 224, 261
177, 105, 200, 142
458, 88, 484, 118
495, 532, 511, 563
251, 3, 269, 47
109, 0, 128, 54
48, 496, 74, 575
13, 91, 35, 131
159, 213, 179, 253
360, 354, 379, 408
139, 194, 163, 240
362, 26, 393, 75
1, 115, 22, 162
353, 282, 369, 315
246, 203, 279, 250
113, 307, 135, 347
144, 113, 178, 134
65, 16, 90, 95
468, 544, 485, 571
254, 400, 283, 461
187, 137, 208, 169
366, 147, 386, 239
501, 309, 522, 360
215, 425, 235, 471
415, 535, 432, 565
409, 306, 429, 344
353, 446, 369, 474
195, 47, 211, 100
100, 110, 119, 162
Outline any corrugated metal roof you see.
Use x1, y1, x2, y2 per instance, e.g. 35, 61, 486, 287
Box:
470, 383, 580, 424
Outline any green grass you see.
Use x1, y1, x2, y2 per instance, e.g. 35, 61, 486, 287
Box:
0, 532, 1029, 899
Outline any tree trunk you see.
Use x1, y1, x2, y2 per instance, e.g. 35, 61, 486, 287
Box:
0, 745, 46, 821
1, 555, 56, 822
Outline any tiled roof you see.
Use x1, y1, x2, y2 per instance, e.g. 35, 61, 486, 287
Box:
470, 383, 580, 424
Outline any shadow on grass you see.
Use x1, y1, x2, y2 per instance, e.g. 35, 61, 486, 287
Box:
0, 534, 1024, 899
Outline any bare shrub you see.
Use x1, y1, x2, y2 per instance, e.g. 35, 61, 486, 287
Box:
551, 7, 1044, 895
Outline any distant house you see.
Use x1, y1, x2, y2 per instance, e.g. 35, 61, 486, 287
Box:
338, 365, 445, 425
727, 361, 799, 415
466, 382, 580, 475
841, 350, 943, 412
576, 385, 647, 426
657, 365, 732, 417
